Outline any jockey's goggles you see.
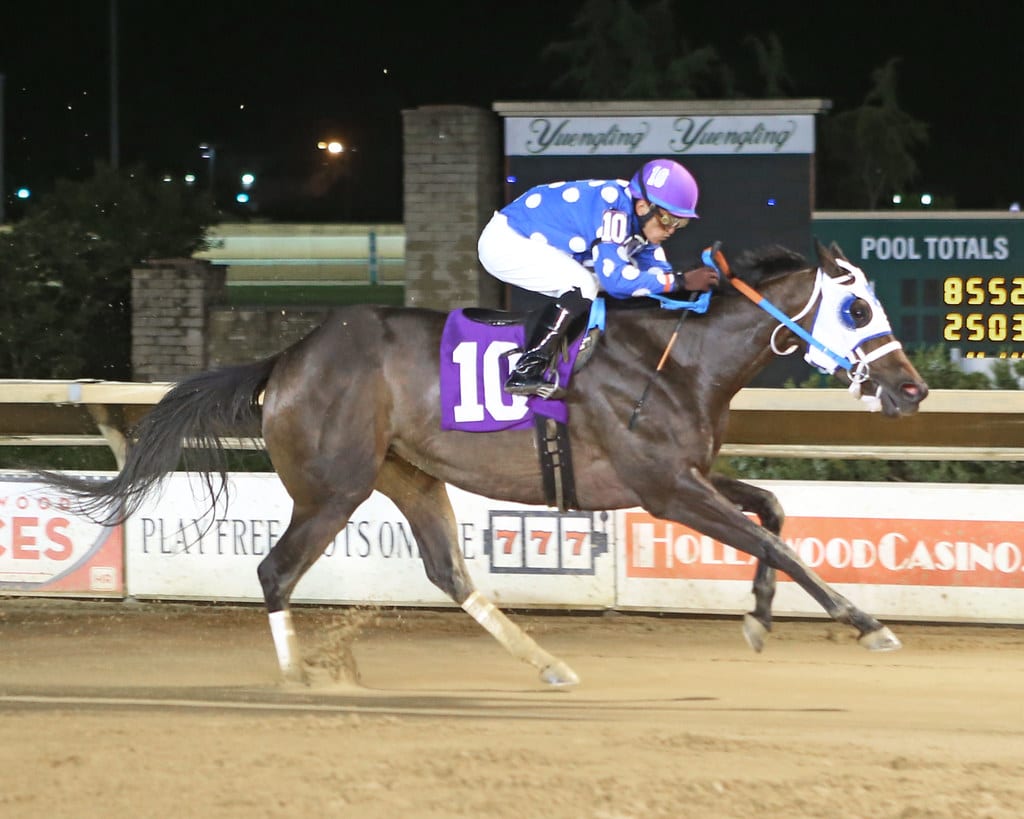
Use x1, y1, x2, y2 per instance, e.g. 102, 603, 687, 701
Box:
654, 207, 689, 230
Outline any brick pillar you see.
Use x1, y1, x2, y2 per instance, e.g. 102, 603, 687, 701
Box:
131, 258, 226, 382
402, 105, 503, 311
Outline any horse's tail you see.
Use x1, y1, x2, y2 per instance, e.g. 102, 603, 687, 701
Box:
40, 356, 279, 523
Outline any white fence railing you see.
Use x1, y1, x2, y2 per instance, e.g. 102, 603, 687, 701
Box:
2, 381, 1022, 467
193, 223, 405, 286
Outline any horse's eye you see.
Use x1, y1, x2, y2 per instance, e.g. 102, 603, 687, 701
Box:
849, 300, 871, 327
840, 296, 872, 329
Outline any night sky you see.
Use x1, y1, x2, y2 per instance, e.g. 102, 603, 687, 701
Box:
2, 0, 1022, 220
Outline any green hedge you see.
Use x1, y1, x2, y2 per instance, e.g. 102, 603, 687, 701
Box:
716, 347, 1024, 485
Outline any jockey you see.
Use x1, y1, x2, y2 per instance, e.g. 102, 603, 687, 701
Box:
477, 158, 719, 399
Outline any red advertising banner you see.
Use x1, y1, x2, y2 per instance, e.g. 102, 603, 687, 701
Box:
624, 511, 1024, 589
0, 477, 124, 597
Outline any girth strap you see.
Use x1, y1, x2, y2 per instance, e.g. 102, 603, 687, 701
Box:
533, 416, 579, 512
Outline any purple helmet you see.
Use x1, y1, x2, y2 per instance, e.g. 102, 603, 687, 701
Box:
628, 159, 700, 219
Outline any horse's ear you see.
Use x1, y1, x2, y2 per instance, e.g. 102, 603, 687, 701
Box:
829, 241, 850, 262
814, 238, 840, 276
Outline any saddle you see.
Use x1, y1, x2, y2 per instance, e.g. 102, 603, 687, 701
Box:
438, 302, 606, 511
460, 307, 530, 325
461, 302, 604, 375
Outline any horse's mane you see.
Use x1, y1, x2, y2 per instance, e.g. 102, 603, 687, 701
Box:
732, 245, 809, 286
606, 244, 809, 312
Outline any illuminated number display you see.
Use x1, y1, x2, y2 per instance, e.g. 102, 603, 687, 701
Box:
942, 276, 1024, 356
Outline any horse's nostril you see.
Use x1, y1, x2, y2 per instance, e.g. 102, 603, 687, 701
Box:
901, 382, 927, 402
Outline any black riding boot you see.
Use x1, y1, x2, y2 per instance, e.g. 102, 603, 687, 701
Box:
505, 289, 591, 399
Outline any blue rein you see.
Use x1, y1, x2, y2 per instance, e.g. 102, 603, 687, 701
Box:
702, 246, 856, 373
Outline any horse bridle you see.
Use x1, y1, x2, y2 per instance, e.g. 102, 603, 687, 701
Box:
706, 248, 902, 406
771, 259, 904, 383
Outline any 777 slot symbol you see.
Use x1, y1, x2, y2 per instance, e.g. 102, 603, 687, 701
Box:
483, 511, 608, 574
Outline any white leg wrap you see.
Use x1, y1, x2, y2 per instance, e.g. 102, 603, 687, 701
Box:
461, 591, 579, 686
462, 591, 504, 636
268, 609, 303, 680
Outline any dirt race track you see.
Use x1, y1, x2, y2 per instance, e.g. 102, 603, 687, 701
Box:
1, 598, 1022, 819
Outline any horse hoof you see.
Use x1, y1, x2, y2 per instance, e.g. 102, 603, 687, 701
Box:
858, 626, 902, 652
742, 613, 768, 653
540, 661, 580, 688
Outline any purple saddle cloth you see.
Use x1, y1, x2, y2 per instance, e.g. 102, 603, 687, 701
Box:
439, 310, 581, 432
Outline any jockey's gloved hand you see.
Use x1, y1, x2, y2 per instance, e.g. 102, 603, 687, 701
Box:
675, 265, 720, 293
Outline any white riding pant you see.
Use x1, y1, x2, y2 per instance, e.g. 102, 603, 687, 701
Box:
477, 212, 599, 301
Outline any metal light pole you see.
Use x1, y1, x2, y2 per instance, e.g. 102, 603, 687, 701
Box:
199, 143, 216, 193
0, 72, 5, 224
109, 0, 119, 168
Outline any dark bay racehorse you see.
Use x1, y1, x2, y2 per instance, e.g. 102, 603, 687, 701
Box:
46, 242, 928, 686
